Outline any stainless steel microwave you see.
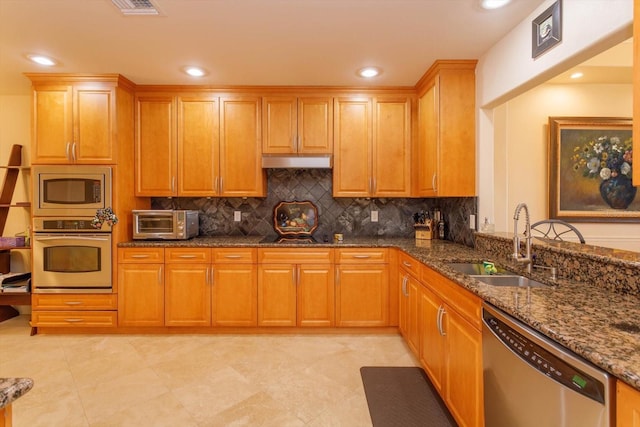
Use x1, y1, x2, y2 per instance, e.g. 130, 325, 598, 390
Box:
133, 210, 199, 240
33, 165, 112, 217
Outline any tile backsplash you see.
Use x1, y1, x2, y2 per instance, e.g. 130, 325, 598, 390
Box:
153, 169, 477, 247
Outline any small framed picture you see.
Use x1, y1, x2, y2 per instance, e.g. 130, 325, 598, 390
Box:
532, 0, 562, 59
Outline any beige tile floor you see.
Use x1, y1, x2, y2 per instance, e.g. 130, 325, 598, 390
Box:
1, 315, 418, 426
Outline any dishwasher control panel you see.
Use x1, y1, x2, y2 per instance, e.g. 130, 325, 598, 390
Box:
483, 310, 606, 403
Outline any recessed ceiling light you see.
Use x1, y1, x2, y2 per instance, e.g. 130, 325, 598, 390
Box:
27, 54, 57, 66
183, 66, 207, 77
479, 0, 512, 10
570, 72, 584, 79
358, 67, 382, 78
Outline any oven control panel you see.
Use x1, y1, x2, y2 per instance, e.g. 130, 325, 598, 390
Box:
33, 217, 111, 232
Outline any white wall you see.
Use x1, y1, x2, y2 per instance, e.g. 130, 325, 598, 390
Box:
476, 0, 636, 251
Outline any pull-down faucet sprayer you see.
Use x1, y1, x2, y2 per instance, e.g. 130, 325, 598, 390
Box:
513, 203, 532, 274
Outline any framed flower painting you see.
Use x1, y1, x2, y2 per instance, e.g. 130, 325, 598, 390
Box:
548, 117, 638, 222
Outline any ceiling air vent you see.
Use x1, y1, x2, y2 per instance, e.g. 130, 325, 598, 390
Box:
111, 0, 161, 16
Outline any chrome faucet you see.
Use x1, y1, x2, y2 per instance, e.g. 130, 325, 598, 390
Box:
512, 203, 532, 274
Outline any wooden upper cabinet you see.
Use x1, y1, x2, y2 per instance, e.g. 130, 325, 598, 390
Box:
177, 96, 220, 196
135, 93, 263, 197
262, 96, 333, 154
372, 97, 412, 197
28, 75, 133, 165
414, 61, 476, 197
135, 94, 176, 196
220, 96, 266, 197
333, 97, 372, 197
333, 96, 411, 197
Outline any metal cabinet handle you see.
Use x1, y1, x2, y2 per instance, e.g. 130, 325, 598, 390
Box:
335, 269, 339, 286
373, 177, 377, 194
214, 176, 219, 193
177, 254, 197, 259
401, 275, 408, 297
171, 176, 176, 194
296, 265, 301, 285
432, 173, 437, 191
64, 301, 83, 306
72, 142, 77, 162
64, 318, 83, 323
224, 255, 242, 259
402, 261, 412, 268
66, 142, 72, 161
158, 266, 163, 284
437, 306, 447, 337
353, 255, 371, 259
220, 177, 223, 193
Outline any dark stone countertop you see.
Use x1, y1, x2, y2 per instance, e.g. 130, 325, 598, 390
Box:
118, 236, 640, 391
0, 377, 33, 409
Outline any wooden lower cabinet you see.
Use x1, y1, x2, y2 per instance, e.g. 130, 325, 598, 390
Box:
335, 250, 389, 327
419, 265, 483, 427
212, 263, 257, 327
165, 263, 211, 327
257, 248, 334, 327
618, 380, 640, 426
399, 269, 421, 355
118, 263, 164, 327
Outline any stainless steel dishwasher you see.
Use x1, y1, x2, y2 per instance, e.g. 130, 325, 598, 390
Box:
482, 303, 614, 427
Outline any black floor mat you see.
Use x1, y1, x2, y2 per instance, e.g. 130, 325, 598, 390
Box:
360, 366, 458, 427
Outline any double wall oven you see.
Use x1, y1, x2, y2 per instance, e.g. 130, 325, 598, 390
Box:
32, 166, 113, 293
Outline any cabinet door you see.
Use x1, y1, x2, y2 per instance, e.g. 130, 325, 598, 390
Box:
257, 264, 297, 326
262, 96, 297, 154
335, 264, 389, 326
419, 285, 445, 393
135, 94, 176, 196
74, 85, 115, 163
177, 96, 220, 196
333, 97, 372, 197
618, 380, 640, 427
406, 274, 421, 356
297, 264, 334, 327
444, 307, 483, 427
165, 263, 211, 327
212, 263, 258, 327
32, 84, 73, 164
118, 263, 164, 327
372, 97, 411, 197
298, 97, 333, 154
220, 96, 265, 197
416, 83, 438, 197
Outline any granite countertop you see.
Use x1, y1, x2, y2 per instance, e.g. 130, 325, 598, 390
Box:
119, 236, 640, 391
0, 377, 33, 409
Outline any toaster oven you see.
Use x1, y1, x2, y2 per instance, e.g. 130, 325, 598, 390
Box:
132, 210, 199, 240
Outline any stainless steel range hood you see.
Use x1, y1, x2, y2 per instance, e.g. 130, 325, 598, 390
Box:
261, 155, 332, 169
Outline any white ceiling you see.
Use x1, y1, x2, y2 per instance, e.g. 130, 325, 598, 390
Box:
0, 0, 549, 95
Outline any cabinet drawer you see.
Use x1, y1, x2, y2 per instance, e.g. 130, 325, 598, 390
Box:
33, 293, 117, 310
165, 248, 211, 263
398, 251, 421, 278
213, 248, 257, 264
336, 248, 388, 263
258, 248, 333, 264
422, 266, 481, 330
118, 248, 164, 263
31, 311, 117, 327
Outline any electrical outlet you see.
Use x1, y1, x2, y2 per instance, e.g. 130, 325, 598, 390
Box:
469, 214, 476, 230
371, 210, 379, 222
234, 211, 241, 222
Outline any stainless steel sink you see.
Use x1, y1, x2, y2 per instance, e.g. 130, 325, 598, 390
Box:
447, 262, 516, 276
447, 262, 548, 288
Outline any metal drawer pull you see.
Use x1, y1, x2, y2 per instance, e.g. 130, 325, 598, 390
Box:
224, 255, 242, 259
178, 254, 197, 259
353, 255, 371, 259
64, 318, 83, 323
402, 261, 412, 267
131, 254, 150, 258
64, 301, 83, 305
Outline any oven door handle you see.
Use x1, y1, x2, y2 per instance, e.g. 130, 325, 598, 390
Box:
34, 236, 110, 242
